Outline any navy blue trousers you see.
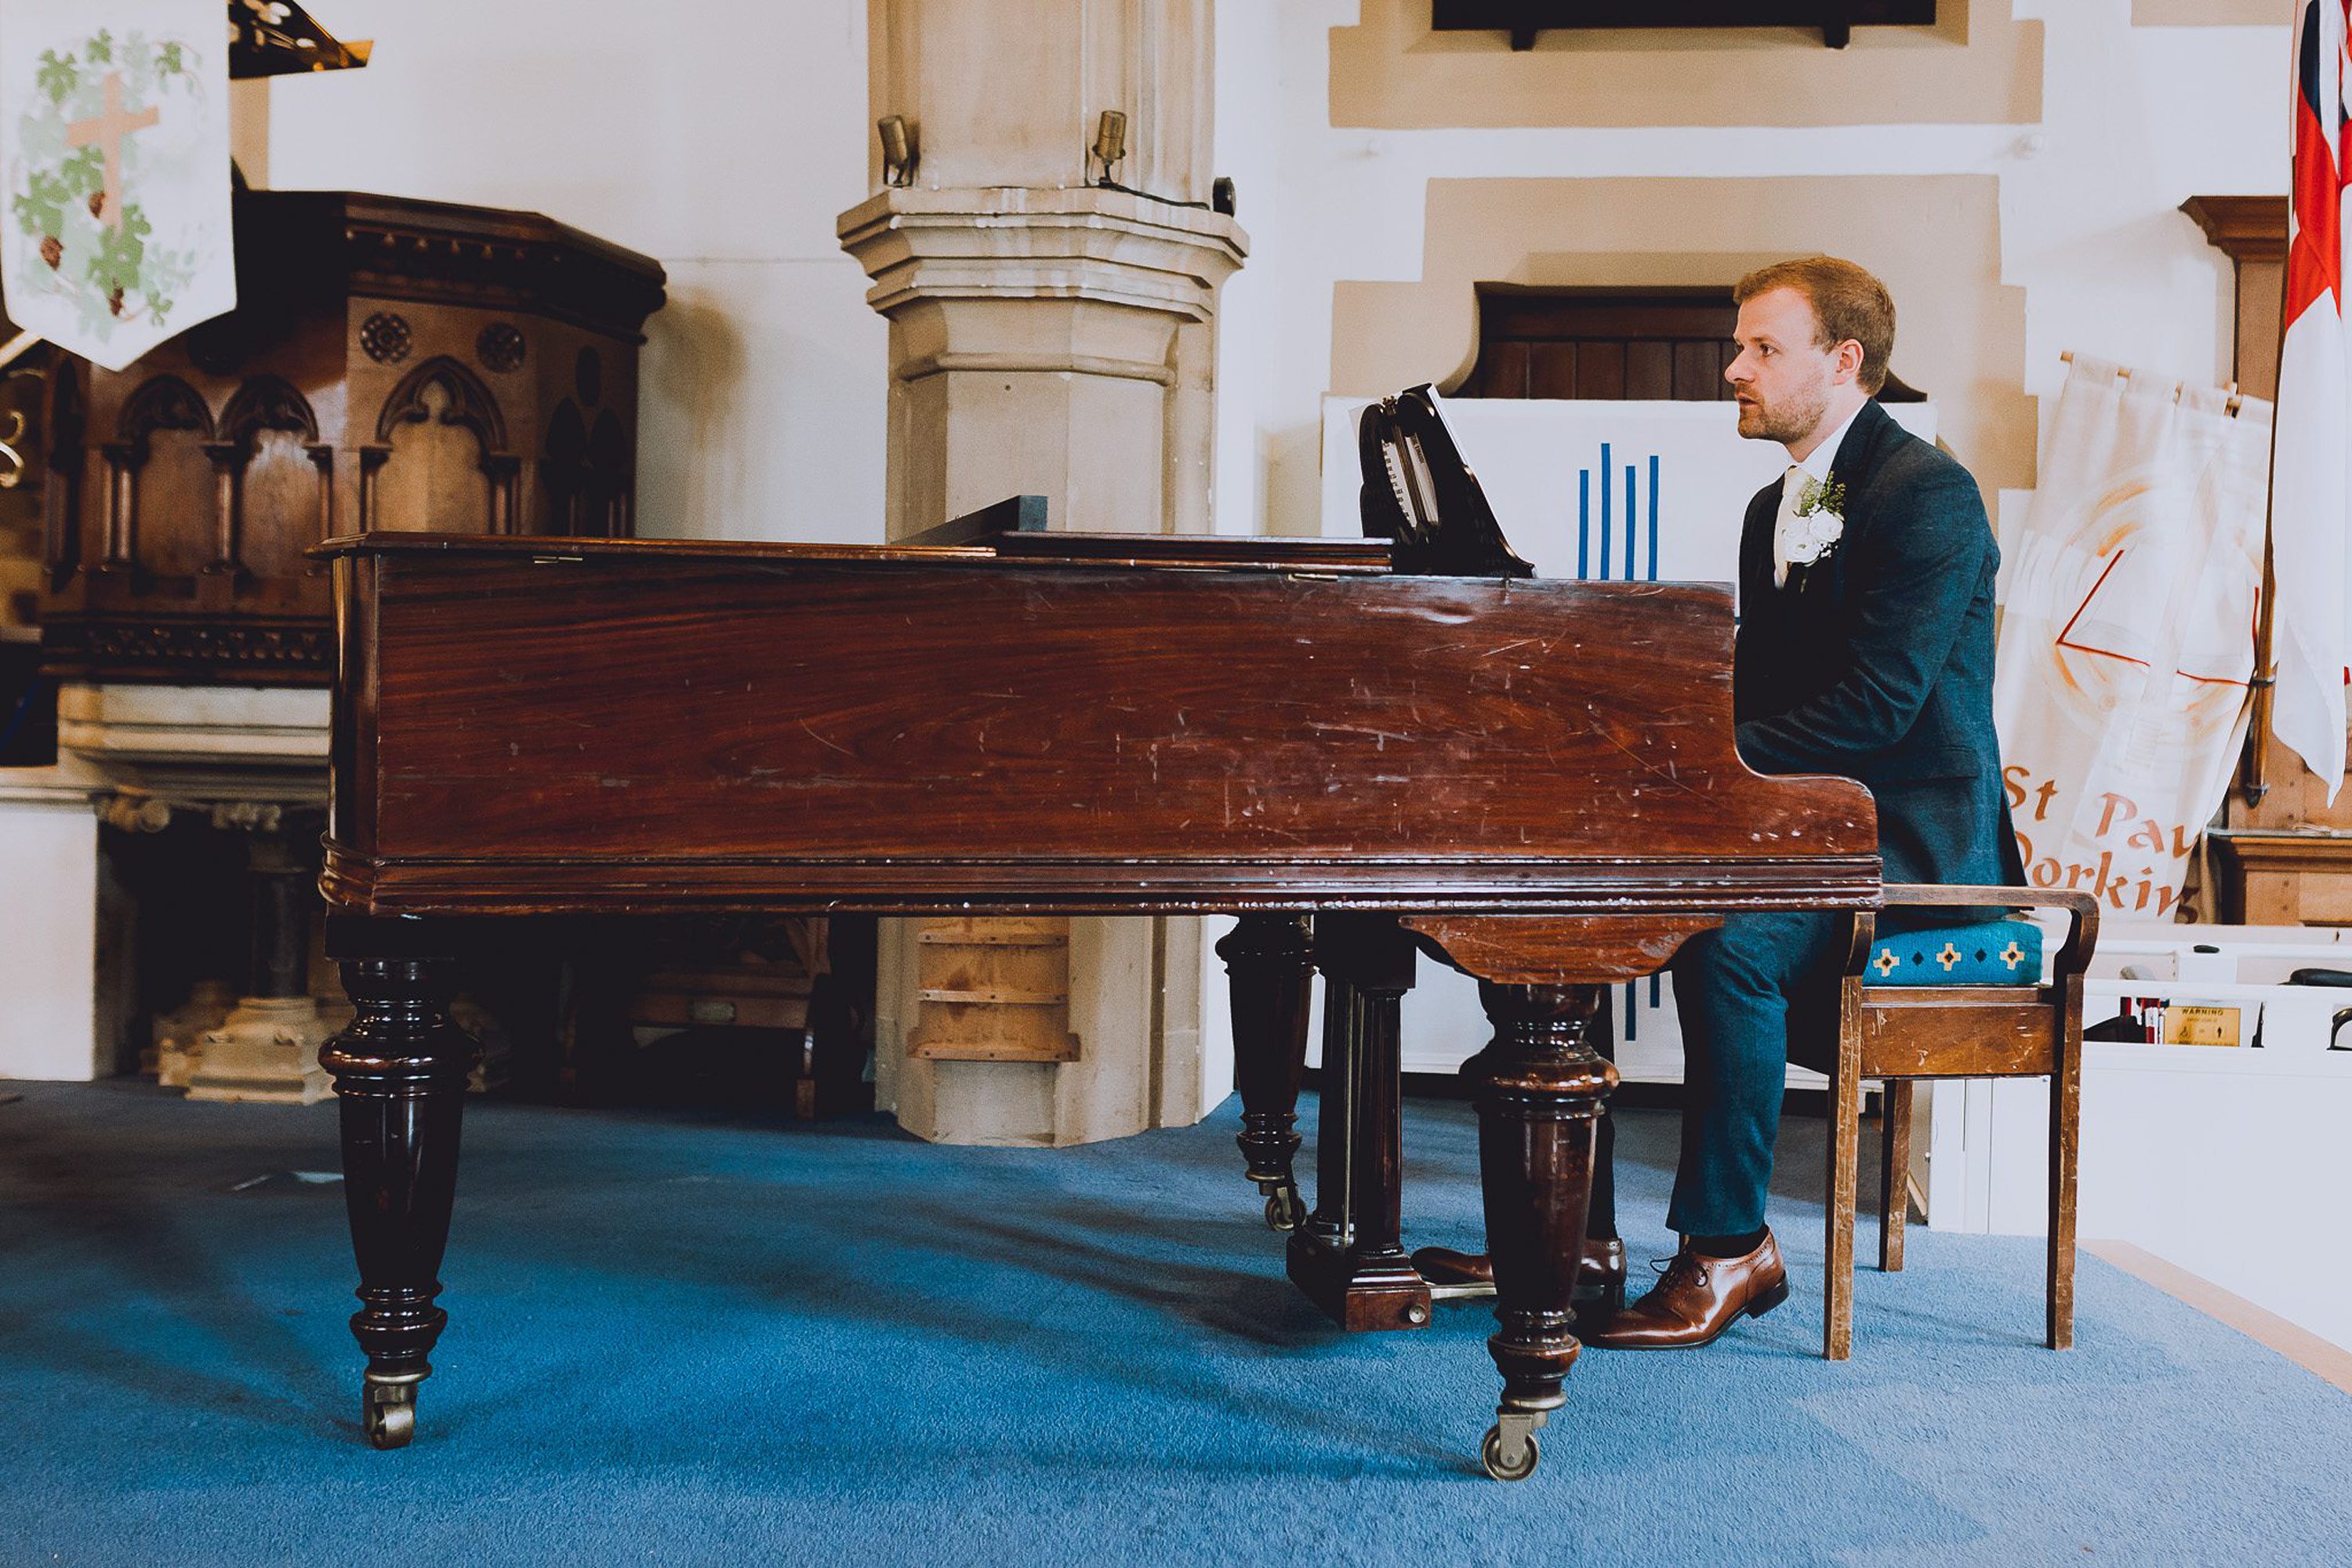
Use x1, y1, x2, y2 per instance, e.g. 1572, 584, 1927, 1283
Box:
1663, 909, 1842, 1237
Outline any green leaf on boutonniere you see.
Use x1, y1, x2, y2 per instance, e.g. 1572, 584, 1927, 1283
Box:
1796, 474, 1846, 519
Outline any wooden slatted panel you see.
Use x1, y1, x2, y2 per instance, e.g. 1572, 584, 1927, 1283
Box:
1574, 341, 1626, 398
1461, 289, 1740, 403
1527, 342, 1577, 400
1626, 341, 1674, 400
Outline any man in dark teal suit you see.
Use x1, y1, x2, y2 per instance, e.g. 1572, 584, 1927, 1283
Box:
1585, 256, 2021, 1351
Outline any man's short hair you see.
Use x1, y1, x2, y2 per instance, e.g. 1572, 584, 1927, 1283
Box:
1733, 256, 1896, 395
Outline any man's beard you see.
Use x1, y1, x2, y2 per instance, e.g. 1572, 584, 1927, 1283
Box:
1739, 383, 1830, 446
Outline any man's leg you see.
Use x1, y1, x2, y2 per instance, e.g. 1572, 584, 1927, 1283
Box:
1583, 909, 1835, 1351
1666, 909, 1839, 1238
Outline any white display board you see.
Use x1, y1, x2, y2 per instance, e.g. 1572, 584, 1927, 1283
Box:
1315, 395, 1939, 1081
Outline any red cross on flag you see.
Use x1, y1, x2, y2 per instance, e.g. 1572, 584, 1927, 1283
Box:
2273, 0, 2352, 800
0, 3, 236, 371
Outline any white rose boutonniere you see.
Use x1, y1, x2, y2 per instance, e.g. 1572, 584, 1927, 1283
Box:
1785, 474, 1846, 570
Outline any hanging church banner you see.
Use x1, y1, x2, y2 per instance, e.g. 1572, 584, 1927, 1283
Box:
1319, 392, 1937, 1083
1991, 356, 2272, 920
1, 2, 236, 371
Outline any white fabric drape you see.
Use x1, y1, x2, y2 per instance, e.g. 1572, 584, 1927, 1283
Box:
1993, 357, 2272, 919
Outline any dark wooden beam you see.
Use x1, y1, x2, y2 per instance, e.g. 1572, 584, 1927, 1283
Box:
1435, 1, 1934, 49
2179, 194, 2288, 267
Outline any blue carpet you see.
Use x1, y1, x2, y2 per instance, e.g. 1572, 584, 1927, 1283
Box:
2, 1080, 2347, 1566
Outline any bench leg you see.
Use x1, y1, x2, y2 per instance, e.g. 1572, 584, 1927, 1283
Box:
1878, 1079, 1913, 1272
1824, 978, 1863, 1361
2048, 987, 2082, 1350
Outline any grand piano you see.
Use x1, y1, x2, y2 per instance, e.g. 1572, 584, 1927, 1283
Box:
311, 401, 1878, 1480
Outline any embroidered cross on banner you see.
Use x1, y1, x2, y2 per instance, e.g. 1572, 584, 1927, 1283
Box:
64, 71, 158, 232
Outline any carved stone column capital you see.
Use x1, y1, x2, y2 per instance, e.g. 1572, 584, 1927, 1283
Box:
838, 186, 1246, 327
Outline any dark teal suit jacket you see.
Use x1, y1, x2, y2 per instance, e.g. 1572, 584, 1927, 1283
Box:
1731, 398, 2024, 892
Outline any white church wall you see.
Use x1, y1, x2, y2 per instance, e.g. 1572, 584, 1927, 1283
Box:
1215, 1, 2285, 550
1205, 2, 2291, 1087
263, 0, 889, 546
256, 2, 2297, 1120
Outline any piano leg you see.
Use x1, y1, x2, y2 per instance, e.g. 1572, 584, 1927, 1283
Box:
1284, 915, 1431, 1331
1218, 915, 1313, 1230
318, 927, 474, 1450
1467, 981, 1616, 1483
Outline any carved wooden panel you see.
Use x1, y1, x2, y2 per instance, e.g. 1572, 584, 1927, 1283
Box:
586, 410, 630, 538
365, 358, 509, 535
107, 375, 215, 578
220, 375, 329, 580
541, 400, 587, 536
38, 188, 664, 686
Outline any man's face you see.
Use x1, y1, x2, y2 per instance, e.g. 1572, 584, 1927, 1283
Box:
1726, 287, 1845, 445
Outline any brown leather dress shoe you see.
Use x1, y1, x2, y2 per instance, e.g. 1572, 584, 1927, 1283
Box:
1578, 1231, 1789, 1350
1411, 1238, 1629, 1312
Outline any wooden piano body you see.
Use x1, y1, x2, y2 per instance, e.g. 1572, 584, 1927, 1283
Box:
314, 519, 1876, 1477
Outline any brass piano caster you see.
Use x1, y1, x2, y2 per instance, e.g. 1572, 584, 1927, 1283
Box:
363, 1376, 420, 1450
1480, 1412, 1545, 1483
1261, 1181, 1305, 1232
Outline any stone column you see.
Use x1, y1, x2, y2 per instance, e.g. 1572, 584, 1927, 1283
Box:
840, 0, 1243, 1147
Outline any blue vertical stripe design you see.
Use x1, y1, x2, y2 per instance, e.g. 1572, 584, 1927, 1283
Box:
1576, 441, 1663, 586
1578, 470, 1590, 579
1648, 454, 1661, 582
1623, 980, 1637, 1041
1599, 441, 1613, 583
1624, 464, 1636, 579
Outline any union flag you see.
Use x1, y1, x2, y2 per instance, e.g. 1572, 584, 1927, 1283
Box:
2271, 0, 2352, 800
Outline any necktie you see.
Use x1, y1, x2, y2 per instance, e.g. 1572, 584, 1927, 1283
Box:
1772, 464, 1808, 588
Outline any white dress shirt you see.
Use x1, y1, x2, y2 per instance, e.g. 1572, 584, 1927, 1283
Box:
1771, 401, 1866, 588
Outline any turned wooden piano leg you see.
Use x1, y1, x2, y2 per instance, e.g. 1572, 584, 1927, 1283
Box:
1285, 915, 1429, 1331
1218, 915, 1314, 1231
319, 940, 475, 1450
1467, 981, 1616, 1483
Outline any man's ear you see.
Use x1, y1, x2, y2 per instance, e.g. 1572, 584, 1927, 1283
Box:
1835, 339, 1866, 385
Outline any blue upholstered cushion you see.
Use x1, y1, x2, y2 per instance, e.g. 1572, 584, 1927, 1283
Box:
1864, 920, 2042, 985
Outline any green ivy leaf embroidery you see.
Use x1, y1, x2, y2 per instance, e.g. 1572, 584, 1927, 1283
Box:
60, 145, 103, 201
13, 169, 71, 240
85, 205, 152, 302
36, 49, 78, 105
